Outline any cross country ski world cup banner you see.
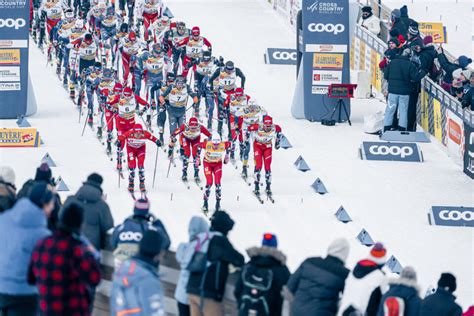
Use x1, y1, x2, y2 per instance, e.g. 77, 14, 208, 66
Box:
0, 128, 41, 147
0, 0, 29, 119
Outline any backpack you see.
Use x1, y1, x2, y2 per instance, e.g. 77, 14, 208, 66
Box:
186, 232, 211, 272
383, 296, 405, 316
238, 265, 274, 316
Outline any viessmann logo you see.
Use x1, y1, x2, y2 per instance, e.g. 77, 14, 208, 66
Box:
0, 18, 26, 30
308, 23, 345, 35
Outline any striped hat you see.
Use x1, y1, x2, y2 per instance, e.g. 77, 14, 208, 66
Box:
369, 242, 387, 265
134, 198, 150, 216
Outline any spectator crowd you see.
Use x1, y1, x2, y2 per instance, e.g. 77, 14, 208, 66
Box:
1, 163, 473, 316
358, 5, 473, 133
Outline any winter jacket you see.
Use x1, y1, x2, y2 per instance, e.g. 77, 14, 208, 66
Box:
0, 181, 16, 213
358, 14, 381, 36
186, 230, 244, 302
418, 45, 438, 78
419, 287, 463, 316
174, 216, 209, 305
111, 254, 165, 316
69, 181, 114, 250
234, 246, 291, 316
384, 55, 423, 95
403, 35, 423, 50
338, 260, 387, 315
391, 20, 408, 40
376, 277, 421, 316
462, 86, 474, 110
111, 215, 171, 268
287, 255, 350, 316
0, 198, 50, 295
28, 229, 101, 316
438, 52, 462, 84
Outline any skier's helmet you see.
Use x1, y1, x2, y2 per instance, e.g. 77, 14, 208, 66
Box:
202, 51, 212, 63
123, 87, 133, 98
225, 61, 234, 73
211, 132, 221, 144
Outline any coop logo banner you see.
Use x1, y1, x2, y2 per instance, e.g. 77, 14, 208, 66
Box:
265, 48, 297, 65
360, 142, 423, 162
430, 206, 474, 227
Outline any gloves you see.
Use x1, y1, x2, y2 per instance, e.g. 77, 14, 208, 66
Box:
138, 109, 145, 116
151, 100, 157, 111
193, 96, 199, 104
155, 139, 162, 147
224, 154, 229, 164
275, 140, 280, 150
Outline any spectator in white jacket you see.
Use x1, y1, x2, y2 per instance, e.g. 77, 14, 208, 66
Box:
338, 242, 389, 316
359, 6, 381, 36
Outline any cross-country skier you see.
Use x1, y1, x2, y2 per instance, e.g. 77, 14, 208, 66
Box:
117, 123, 162, 196
168, 117, 211, 182
135, 0, 163, 42
176, 26, 212, 78
246, 115, 281, 199
156, 72, 175, 143
197, 132, 231, 214
163, 21, 190, 72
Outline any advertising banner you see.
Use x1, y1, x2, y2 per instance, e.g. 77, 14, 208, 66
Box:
299, 0, 350, 122
430, 206, 473, 227
0, 0, 29, 119
0, 128, 41, 147
419, 22, 447, 44
360, 141, 423, 162
463, 122, 474, 179
445, 109, 464, 166
265, 48, 298, 65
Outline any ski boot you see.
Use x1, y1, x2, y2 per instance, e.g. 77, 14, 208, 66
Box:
215, 199, 221, 212
207, 119, 212, 131
96, 126, 102, 139
254, 181, 260, 196
241, 165, 248, 179
146, 114, 152, 130
159, 132, 164, 145
215, 185, 222, 211
138, 168, 146, 194
87, 112, 93, 127
265, 172, 272, 194
182, 168, 188, 182
194, 167, 200, 182
56, 63, 61, 76
230, 147, 235, 161
128, 169, 135, 194
106, 141, 112, 156
69, 82, 75, 100
202, 199, 209, 215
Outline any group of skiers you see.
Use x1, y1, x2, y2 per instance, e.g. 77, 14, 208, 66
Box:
30, 0, 283, 213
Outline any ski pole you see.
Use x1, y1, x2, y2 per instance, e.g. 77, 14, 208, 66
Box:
152, 147, 159, 188
81, 108, 89, 136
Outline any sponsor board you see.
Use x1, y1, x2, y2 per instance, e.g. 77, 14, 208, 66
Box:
265, 48, 297, 65
463, 122, 474, 179
305, 43, 348, 53
430, 206, 473, 227
311, 86, 328, 94
0, 66, 20, 81
0, 39, 28, 48
419, 22, 447, 44
0, 49, 20, 65
0, 128, 41, 147
0, 82, 20, 90
360, 141, 423, 162
445, 109, 464, 166
312, 70, 342, 85
312, 53, 343, 69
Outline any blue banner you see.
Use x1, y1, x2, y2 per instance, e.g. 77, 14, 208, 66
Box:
0, 0, 29, 119
301, 0, 350, 122
360, 142, 424, 162
265, 48, 297, 65
430, 206, 474, 227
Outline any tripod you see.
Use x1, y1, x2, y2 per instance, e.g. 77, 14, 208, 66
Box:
330, 98, 352, 126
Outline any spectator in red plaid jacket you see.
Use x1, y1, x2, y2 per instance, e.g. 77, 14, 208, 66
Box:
27, 202, 101, 316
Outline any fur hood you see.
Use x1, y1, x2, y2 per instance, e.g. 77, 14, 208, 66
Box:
388, 277, 420, 293
246, 246, 287, 265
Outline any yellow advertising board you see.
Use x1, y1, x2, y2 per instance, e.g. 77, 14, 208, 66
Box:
421, 90, 429, 131
0, 128, 41, 147
0, 49, 20, 65
432, 98, 443, 142
370, 49, 377, 88
350, 37, 355, 70
419, 22, 447, 44
374, 53, 382, 92
313, 53, 344, 69
359, 41, 366, 71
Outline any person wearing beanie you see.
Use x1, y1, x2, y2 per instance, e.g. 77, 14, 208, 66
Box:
0, 166, 17, 213
17, 163, 62, 230
376, 266, 421, 316
111, 198, 170, 269
404, 21, 423, 50
390, 9, 408, 41
418, 36, 438, 81
234, 233, 290, 316
461, 71, 474, 111
111, 230, 165, 316
27, 201, 101, 316
358, 5, 380, 35
174, 216, 209, 316
67, 172, 113, 250
187, 211, 244, 316
286, 238, 350, 316
419, 273, 463, 316
0, 188, 51, 315
339, 242, 389, 316
437, 47, 470, 90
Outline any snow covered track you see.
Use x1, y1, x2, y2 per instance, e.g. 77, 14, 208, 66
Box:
0, 0, 472, 308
